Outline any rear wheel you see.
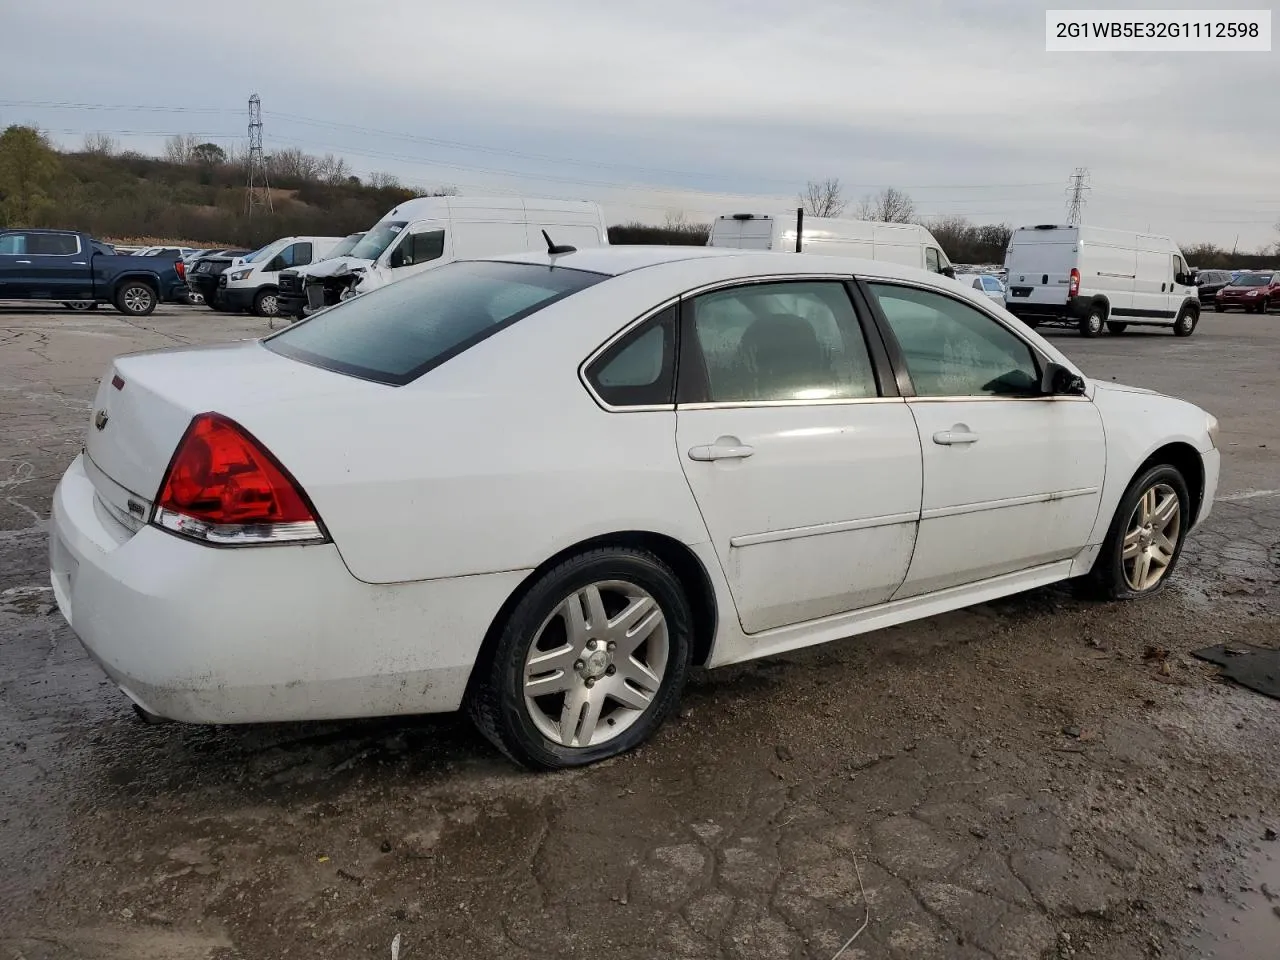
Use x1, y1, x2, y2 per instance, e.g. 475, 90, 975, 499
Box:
1084, 464, 1190, 600
1106, 321, 1128, 335
1214, 303, 1224, 312
62, 300, 97, 312
1079, 306, 1104, 338
114, 282, 157, 317
467, 547, 693, 769
252, 288, 280, 318
1174, 306, 1199, 337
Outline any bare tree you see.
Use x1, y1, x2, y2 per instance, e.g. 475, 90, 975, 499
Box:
1274, 217, 1280, 254
856, 187, 916, 224
316, 153, 352, 185
368, 171, 402, 189
82, 132, 117, 156
663, 209, 691, 230
266, 147, 320, 182
800, 178, 846, 218
412, 185, 458, 198
163, 134, 198, 164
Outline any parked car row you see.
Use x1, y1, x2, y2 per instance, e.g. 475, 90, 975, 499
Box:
1211, 270, 1279, 313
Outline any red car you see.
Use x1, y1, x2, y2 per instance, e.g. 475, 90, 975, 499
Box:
1215, 271, 1280, 313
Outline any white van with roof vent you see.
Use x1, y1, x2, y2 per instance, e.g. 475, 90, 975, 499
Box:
1002, 224, 1200, 337
707, 211, 955, 277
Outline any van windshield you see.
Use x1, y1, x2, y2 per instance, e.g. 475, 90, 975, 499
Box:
347, 221, 408, 261
240, 244, 273, 263
326, 234, 364, 259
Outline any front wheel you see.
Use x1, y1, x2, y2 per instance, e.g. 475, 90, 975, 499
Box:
1106, 321, 1128, 335
1079, 306, 1104, 338
1174, 307, 1198, 337
252, 289, 280, 318
1084, 464, 1190, 600
114, 282, 157, 317
467, 547, 693, 769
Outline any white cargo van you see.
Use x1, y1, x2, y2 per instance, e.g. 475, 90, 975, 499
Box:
288, 197, 608, 311
707, 211, 954, 276
219, 235, 344, 318
1003, 224, 1199, 337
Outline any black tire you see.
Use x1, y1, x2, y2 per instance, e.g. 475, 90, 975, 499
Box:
467, 546, 694, 770
1021, 317, 1041, 330
62, 300, 97, 312
1083, 464, 1191, 601
1106, 321, 1128, 335
1173, 306, 1198, 337
1079, 306, 1105, 338
113, 281, 157, 317
1214, 303, 1224, 313
252, 288, 280, 318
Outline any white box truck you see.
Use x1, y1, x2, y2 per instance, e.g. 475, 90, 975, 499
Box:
1002, 224, 1200, 338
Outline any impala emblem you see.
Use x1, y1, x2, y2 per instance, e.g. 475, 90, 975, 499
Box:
94, 409, 109, 431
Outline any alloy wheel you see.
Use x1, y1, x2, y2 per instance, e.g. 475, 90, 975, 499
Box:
522, 580, 669, 748
1122, 483, 1181, 591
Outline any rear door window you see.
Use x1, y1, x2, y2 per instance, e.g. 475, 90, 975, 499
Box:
0, 233, 27, 255
265, 260, 605, 385
29, 233, 79, 255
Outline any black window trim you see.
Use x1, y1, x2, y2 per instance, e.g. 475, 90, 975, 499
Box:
579, 296, 680, 412
855, 276, 1075, 402
675, 275, 899, 407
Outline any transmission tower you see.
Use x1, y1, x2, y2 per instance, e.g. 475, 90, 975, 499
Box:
245, 93, 272, 217
1065, 167, 1090, 226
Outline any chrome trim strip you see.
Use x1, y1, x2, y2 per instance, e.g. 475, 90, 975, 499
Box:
921, 487, 1100, 521
730, 511, 919, 548
905, 395, 1090, 403
84, 452, 153, 515
677, 272, 855, 299
679, 396, 901, 411
96, 492, 144, 534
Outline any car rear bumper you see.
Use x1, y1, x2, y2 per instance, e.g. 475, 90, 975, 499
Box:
49, 453, 528, 724
1003, 297, 1090, 323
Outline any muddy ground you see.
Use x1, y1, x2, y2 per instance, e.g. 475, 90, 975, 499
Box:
0, 304, 1276, 960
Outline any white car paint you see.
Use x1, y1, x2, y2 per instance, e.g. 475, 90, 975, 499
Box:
221, 235, 344, 310
50, 246, 1219, 729
955, 272, 1006, 305
708, 212, 953, 276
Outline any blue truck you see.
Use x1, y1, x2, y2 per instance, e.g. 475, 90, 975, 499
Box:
0, 228, 189, 316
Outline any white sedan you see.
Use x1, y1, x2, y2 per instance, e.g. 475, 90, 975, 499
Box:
50, 247, 1220, 768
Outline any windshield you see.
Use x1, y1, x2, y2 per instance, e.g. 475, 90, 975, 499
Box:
325, 233, 364, 259
265, 260, 605, 385
1234, 273, 1271, 286
347, 221, 408, 261
240, 244, 274, 263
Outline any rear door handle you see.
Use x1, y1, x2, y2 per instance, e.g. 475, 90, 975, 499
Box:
933, 429, 979, 446
688, 440, 755, 461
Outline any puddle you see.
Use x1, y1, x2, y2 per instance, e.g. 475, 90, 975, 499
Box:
1186, 838, 1280, 959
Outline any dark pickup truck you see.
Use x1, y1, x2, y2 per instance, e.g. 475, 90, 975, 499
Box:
0, 228, 189, 316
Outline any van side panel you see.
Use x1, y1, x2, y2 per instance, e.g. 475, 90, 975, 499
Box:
1132, 244, 1174, 319
1081, 240, 1136, 311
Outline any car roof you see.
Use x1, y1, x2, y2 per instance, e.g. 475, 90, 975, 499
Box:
489, 245, 943, 284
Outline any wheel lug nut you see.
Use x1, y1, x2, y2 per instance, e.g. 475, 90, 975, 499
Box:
606, 665, 616, 676
574, 660, 585, 671
607, 641, 616, 651
585, 678, 595, 688
586, 640, 597, 651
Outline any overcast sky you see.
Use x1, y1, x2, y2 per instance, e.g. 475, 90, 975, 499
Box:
1, 0, 1276, 249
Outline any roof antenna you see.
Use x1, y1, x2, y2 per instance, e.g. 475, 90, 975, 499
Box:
542, 229, 577, 256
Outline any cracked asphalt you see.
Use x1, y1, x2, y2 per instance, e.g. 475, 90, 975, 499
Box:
0, 304, 1277, 959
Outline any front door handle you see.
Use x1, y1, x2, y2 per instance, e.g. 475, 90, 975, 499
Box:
933, 427, 979, 446
688, 438, 755, 461
15, 260, 31, 264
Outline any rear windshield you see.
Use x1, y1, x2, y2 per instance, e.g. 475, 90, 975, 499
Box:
264, 260, 605, 385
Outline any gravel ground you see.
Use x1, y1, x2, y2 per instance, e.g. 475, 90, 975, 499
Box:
0, 303, 1277, 960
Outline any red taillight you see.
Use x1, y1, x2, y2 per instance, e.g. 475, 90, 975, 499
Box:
1068, 268, 1080, 298
152, 413, 325, 545
175, 259, 186, 281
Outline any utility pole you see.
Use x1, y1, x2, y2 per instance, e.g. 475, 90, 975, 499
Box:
1065, 167, 1090, 226
245, 93, 272, 218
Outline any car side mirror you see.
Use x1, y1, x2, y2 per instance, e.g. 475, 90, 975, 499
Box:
1041, 361, 1086, 397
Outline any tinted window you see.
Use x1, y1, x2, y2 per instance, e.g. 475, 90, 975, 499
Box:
394, 230, 445, 268
869, 283, 1040, 397
684, 281, 878, 403
28, 233, 78, 255
266, 261, 604, 385
1173, 255, 1185, 275
585, 306, 676, 407
275, 242, 311, 268
0, 233, 27, 255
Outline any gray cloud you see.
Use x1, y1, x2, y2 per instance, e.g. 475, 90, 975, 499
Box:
1, 0, 1276, 248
